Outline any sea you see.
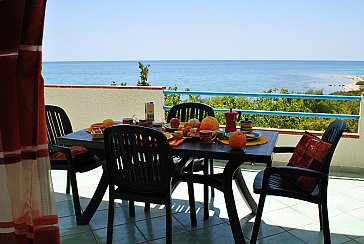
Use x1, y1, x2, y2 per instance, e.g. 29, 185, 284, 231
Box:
42, 60, 364, 94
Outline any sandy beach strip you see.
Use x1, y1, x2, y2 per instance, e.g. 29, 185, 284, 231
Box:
338, 75, 364, 91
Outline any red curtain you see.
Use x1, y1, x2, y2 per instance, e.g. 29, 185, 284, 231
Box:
0, 0, 60, 243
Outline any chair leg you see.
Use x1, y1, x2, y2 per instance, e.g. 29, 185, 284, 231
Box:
144, 202, 150, 212
129, 201, 135, 217
66, 171, 71, 194
69, 170, 82, 220
322, 201, 331, 244
166, 199, 172, 244
318, 204, 323, 230
224, 186, 246, 243
203, 158, 209, 220
251, 191, 267, 243
107, 194, 115, 244
187, 164, 197, 226
209, 158, 215, 197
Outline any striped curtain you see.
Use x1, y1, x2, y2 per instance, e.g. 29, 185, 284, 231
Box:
0, 0, 60, 243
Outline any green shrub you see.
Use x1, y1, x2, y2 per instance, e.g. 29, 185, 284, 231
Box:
164, 87, 360, 133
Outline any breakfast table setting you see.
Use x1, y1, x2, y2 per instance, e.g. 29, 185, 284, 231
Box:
56, 107, 279, 243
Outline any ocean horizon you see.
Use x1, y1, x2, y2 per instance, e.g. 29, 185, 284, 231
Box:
42, 60, 364, 94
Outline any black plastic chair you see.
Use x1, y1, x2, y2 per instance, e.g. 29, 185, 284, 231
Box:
251, 119, 346, 244
103, 125, 197, 244
45, 105, 102, 220
167, 102, 215, 218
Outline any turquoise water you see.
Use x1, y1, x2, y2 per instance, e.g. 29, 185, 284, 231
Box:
42, 60, 364, 94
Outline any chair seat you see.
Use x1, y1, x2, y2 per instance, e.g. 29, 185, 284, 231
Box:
251, 120, 346, 244
50, 151, 101, 172
253, 170, 321, 202
114, 175, 182, 200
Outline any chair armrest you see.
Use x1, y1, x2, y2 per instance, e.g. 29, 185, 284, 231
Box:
48, 144, 72, 160
263, 166, 328, 181
273, 146, 296, 153
175, 157, 195, 174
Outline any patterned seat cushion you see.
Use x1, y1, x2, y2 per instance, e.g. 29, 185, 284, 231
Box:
287, 131, 332, 193
49, 146, 88, 161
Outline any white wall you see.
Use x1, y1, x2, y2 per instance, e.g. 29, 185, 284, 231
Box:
45, 85, 165, 131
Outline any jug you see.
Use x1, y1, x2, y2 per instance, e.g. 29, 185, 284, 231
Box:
225, 108, 238, 133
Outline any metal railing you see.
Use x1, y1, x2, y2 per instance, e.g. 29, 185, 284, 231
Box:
163, 90, 361, 120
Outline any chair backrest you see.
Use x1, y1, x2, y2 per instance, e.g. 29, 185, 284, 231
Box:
320, 119, 346, 174
167, 102, 215, 123
45, 105, 73, 145
104, 125, 174, 193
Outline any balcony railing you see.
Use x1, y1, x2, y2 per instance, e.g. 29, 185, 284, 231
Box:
163, 90, 361, 120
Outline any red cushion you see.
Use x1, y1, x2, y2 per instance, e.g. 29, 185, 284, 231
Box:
287, 132, 332, 192
49, 146, 88, 161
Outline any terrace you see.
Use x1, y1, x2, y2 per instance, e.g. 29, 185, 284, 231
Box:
53, 163, 364, 243
45, 85, 364, 243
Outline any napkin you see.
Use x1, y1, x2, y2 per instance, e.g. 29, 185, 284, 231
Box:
169, 138, 185, 147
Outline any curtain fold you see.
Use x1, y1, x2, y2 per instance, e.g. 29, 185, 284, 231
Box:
0, 0, 60, 243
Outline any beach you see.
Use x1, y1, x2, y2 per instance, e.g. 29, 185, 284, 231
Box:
340, 76, 364, 91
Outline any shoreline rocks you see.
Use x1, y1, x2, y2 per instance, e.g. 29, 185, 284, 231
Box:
338, 76, 364, 91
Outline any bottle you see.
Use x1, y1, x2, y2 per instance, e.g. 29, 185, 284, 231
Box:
145, 101, 154, 127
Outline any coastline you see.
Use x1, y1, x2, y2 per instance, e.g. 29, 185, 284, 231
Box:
339, 76, 364, 92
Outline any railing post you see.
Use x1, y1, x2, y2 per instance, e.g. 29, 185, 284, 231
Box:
358, 93, 364, 137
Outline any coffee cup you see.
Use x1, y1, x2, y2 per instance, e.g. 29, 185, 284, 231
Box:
199, 130, 216, 143
173, 131, 183, 140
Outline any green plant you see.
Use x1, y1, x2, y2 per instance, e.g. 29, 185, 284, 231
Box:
137, 62, 151, 86
164, 86, 182, 106
164, 86, 360, 133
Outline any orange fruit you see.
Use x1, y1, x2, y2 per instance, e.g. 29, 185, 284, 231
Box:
200, 121, 214, 130
201, 116, 219, 130
228, 132, 246, 149
103, 119, 114, 127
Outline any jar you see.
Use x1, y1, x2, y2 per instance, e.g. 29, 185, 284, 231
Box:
137, 118, 148, 126
240, 118, 253, 133
123, 118, 134, 124
152, 121, 163, 131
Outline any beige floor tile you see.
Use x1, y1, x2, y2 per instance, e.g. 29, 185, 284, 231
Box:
263, 207, 316, 229
330, 213, 364, 237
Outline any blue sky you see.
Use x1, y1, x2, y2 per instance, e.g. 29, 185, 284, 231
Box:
43, 0, 364, 61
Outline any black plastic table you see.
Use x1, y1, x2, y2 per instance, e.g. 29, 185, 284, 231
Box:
58, 129, 278, 243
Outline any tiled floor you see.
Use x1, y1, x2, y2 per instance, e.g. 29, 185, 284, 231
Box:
52, 163, 364, 243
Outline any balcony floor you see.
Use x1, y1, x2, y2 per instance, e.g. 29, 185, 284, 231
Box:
52, 163, 364, 243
